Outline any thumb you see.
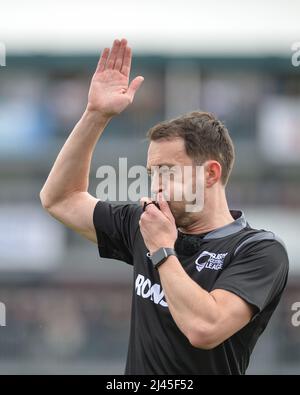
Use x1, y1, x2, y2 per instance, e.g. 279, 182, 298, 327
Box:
127, 76, 144, 101
158, 192, 175, 223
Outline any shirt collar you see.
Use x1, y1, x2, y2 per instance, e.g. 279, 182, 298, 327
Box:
203, 210, 248, 240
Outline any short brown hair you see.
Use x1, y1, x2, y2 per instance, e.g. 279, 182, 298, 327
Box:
147, 111, 235, 185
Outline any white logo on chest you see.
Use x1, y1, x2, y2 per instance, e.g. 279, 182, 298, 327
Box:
135, 274, 168, 307
195, 251, 228, 272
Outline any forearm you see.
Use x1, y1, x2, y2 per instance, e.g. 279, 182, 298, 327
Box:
158, 256, 219, 345
40, 110, 111, 207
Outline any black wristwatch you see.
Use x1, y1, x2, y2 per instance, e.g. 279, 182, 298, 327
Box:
150, 247, 177, 269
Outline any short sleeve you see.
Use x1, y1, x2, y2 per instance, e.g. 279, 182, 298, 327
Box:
212, 238, 289, 314
93, 201, 142, 265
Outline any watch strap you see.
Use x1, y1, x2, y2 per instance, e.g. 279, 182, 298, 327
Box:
150, 247, 177, 269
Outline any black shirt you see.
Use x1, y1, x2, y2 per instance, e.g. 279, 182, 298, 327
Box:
93, 201, 289, 375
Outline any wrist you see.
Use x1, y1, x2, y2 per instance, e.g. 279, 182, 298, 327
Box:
83, 107, 113, 125
149, 244, 175, 256
149, 247, 177, 270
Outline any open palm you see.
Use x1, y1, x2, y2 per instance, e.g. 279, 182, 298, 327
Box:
87, 39, 144, 117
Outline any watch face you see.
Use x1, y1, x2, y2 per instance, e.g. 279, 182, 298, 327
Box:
151, 248, 174, 268
151, 248, 165, 266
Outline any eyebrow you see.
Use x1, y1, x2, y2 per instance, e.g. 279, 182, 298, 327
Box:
146, 163, 177, 173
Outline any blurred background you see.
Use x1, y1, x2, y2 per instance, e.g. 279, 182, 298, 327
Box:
0, 0, 300, 374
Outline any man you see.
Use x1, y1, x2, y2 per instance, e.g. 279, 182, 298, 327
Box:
40, 39, 289, 375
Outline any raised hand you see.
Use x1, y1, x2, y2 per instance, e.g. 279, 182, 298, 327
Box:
87, 39, 144, 118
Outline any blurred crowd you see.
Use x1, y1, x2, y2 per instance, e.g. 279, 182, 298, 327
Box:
0, 54, 299, 373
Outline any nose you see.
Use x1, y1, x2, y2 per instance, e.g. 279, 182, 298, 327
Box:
150, 172, 163, 198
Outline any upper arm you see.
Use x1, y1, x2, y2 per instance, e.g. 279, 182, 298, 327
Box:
46, 192, 99, 243
93, 201, 142, 264
206, 288, 255, 348
201, 237, 289, 349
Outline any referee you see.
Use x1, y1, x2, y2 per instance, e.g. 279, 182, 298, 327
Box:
40, 39, 289, 375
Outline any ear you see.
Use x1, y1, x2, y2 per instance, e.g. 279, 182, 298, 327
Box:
205, 160, 222, 188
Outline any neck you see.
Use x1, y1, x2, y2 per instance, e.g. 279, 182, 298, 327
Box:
178, 188, 234, 235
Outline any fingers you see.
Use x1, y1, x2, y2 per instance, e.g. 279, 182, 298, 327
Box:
114, 38, 127, 71
121, 46, 132, 77
157, 192, 175, 223
96, 47, 110, 73
127, 76, 144, 101
140, 197, 162, 218
140, 196, 152, 206
106, 39, 121, 69
97, 39, 136, 79
140, 197, 159, 215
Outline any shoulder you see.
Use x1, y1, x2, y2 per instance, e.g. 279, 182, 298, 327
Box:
233, 229, 289, 274
94, 201, 142, 220
234, 229, 287, 256
93, 201, 143, 238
